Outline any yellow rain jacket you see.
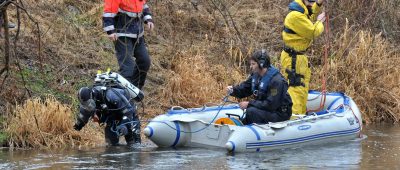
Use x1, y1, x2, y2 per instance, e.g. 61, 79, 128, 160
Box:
280, 0, 324, 114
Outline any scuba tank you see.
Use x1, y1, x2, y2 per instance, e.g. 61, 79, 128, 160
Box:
94, 70, 144, 102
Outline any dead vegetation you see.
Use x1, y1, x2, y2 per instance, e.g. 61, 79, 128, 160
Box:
1, 0, 400, 148
6, 96, 102, 148
326, 21, 400, 123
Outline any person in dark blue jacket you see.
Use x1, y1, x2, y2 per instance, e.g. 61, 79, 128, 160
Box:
74, 86, 142, 146
226, 49, 292, 125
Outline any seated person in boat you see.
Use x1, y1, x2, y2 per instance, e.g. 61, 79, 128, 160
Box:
226, 49, 292, 125
73, 85, 142, 146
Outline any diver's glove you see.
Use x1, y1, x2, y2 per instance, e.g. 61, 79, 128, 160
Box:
73, 114, 86, 131
74, 123, 83, 131
116, 117, 130, 136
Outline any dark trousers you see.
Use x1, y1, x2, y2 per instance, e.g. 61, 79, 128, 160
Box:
104, 104, 141, 146
115, 36, 150, 89
104, 118, 141, 146
242, 107, 289, 125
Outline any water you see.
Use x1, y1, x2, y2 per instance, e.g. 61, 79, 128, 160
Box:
1, 125, 399, 169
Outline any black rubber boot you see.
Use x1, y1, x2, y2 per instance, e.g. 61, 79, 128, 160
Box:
105, 124, 119, 146
125, 121, 141, 146
133, 127, 141, 144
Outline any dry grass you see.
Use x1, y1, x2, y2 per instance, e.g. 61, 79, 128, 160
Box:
6, 96, 102, 148
2, 0, 400, 148
326, 0, 400, 41
321, 21, 400, 123
161, 49, 244, 108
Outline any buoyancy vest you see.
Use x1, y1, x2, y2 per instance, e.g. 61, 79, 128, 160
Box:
251, 66, 279, 97
283, 1, 307, 34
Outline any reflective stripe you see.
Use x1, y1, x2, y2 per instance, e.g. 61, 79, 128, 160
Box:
143, 4, 149, 9
103, 13, 117, 17
103, 25, 115, 32
118, 8, 143, 18
143, 15, 152, 21
116, 32, 144, 38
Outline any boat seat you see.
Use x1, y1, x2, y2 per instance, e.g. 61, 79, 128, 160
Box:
215, 117, 243, 126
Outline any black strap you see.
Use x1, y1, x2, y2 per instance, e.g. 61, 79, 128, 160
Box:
283, 26, 296, 34
284, 46, 305, 87
291, 52, 297, 74
283, 46, 305, 56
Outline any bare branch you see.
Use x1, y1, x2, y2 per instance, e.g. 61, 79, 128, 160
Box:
207, 0, 247, 55
0, 8, 11, 79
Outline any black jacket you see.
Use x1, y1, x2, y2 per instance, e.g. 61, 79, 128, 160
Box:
231, 68, 292, 114
78, 87, 136, 127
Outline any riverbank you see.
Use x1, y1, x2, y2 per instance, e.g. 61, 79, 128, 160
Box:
0, 0, 399, 148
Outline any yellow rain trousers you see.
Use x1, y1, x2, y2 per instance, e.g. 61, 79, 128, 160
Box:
280, 0, 324, 114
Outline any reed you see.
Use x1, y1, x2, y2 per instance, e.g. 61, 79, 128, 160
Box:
311, 21, 400, 123
327, 0, 400, 42
6, 96, 102, 148
161, 49, 244, 108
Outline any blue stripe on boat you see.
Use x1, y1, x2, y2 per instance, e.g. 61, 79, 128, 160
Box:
228, 141, 236, 152
308, 90, 345, 97
246, 125, 261, 152
246, 127, 360, 148
171, 122, 181, 147
148, 126, 154, 138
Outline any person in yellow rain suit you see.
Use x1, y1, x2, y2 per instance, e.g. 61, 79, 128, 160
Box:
281, 0, 326, 115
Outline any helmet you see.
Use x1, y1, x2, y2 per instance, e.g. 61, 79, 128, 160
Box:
78, 87, 96, 112
251, 49, 270, 68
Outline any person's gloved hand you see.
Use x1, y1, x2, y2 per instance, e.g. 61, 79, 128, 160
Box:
73, 122, 84, 131
116, 117, 131, 136
116, 125, 128, 136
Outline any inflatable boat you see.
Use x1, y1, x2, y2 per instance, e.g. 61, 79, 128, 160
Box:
144, 91, 362, 153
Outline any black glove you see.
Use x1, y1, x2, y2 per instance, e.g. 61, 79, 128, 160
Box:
73, 122, 84, 131
116, 118, 130, 136
73, 116, 86, 131
116, 124, 128, 136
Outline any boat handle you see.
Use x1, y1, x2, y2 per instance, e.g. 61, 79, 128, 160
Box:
226, 113, 241, 119
171, 106, 185, 110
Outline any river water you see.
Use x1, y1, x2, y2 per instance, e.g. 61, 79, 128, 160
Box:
1, 124, 399, 169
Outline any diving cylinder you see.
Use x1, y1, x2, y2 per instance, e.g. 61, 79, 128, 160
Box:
95, 72, 144, 102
